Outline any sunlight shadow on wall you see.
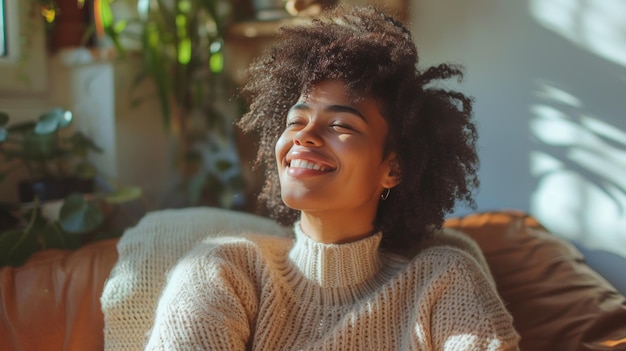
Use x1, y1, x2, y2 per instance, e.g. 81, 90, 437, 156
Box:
529, 0, 626, 68
528, 0, 626, 259
530, 80, 626, 257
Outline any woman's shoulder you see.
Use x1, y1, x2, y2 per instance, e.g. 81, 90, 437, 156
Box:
385, 228, 497, 292
405, 227, 493, 277
174, 232, 293, 276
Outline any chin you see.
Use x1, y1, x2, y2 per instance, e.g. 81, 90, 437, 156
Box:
280, 194, 305, 211
280, 191, 321, 212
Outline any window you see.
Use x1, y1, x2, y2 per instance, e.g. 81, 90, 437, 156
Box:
0, 0, 18, 63
0, 0, 7, 57
0, 0, 47, 94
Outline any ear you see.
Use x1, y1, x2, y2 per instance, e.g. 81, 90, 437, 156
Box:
381, 153, 401, 189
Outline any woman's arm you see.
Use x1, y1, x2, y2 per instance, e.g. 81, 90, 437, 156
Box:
144, 242, 257, 350
424, 247, 520, 351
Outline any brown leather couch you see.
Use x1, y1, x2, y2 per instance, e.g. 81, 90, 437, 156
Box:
1, 210, 625, 351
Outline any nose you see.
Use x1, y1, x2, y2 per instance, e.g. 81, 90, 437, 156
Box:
294, 124, 323, 147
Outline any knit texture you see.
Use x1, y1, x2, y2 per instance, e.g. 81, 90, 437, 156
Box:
142, 220, 520, 350
100, 208, 292, 351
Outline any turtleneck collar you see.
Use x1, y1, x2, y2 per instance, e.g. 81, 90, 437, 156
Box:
288, 222, 384, 288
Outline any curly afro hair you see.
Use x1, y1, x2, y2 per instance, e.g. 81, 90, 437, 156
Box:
238, 5, 479, 256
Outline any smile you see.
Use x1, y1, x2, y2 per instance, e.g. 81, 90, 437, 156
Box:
289, 159, 332, 172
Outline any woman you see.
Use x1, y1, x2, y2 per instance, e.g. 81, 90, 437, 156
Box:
145, 5, 520, 350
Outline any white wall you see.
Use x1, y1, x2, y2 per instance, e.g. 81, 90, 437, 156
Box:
0, 0, 172, 207
410, 0, 626, 293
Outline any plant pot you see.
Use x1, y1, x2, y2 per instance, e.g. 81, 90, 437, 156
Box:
18, 177, 95, 203
49, 0, 94, 51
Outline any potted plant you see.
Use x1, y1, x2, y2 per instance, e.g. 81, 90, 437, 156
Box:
0, 108, 100, 202
0, 108, 142, 267
32, 0, 127, 53
126, 0, 248, 209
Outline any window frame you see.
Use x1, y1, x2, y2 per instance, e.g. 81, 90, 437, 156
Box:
0, 0, 48, 96
0, 0, 20, 64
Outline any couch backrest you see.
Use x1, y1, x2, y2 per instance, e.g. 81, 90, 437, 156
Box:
1, 209, 625, 351
445, 211, 626, 351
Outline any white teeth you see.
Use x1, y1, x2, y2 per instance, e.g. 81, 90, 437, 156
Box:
290, 159, 328, 171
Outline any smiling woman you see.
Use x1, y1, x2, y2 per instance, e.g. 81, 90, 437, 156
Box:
143, 5, 520, 350
275, 80, 397, 243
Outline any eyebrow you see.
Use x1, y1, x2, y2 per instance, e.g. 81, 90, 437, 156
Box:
290, 103, 366, 121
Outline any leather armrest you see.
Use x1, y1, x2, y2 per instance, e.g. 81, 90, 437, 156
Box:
0, 239, 118, 351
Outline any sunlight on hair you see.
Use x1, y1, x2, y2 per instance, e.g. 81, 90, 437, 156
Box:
529, 0, 626, 67
529, 81, 626, 257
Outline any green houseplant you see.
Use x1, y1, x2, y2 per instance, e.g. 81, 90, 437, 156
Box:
0, 108, 101, 201
127, 0, 248, 209
0, 109, 142, 267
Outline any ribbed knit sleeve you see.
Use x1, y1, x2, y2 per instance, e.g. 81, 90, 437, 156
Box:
416, 246, 520, 351
144, 238, 258, 350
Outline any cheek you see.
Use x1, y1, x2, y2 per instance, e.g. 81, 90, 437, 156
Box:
331, 137, 379, 163
275, 132, 290, 164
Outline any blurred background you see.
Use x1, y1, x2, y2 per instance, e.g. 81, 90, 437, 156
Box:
0, 0, 624, 292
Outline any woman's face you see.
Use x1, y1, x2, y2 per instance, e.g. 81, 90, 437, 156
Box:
275, 80, 398, 223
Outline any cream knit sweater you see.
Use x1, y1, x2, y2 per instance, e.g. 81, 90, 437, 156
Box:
143, 222, 519, 350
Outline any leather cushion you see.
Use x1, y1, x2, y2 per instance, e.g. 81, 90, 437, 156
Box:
0, 238, 118, 351
2, 210, 625, 351
445, 211, 626, 351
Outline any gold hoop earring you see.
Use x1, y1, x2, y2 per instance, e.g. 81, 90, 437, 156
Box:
381, 188, 390, 200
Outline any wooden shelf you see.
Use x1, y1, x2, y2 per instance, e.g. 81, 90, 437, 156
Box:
226, 17, 308, 40
223, 0, 410, 85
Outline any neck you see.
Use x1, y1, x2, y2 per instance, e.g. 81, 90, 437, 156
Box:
299, 211, 377, 244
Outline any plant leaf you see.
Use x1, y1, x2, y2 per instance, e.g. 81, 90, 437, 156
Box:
92, 228, 123, 241
41, 224, 82, 250
34, 116, 59, 135
7, 121, 36, 133
113, 19, 128, 34
209, 51, 223, 73
215, 159, 232, 172
74, 162, 98, 179
187, 171, 208, 205
58, 193, 104, 234
36, 108, 72, 134
178, 38, 192, 65
70, 131, 104, 154
0, 229, 39, 267
57, 109, 73, 128
105, 186, 143, 204
0, 111, 8, 126
100, 0, 114, 29
144, 22, 172, 129
197, 0, 223, 37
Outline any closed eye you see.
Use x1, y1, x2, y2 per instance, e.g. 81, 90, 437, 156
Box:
286, 117, 306, 127
331, 123, 355, 131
